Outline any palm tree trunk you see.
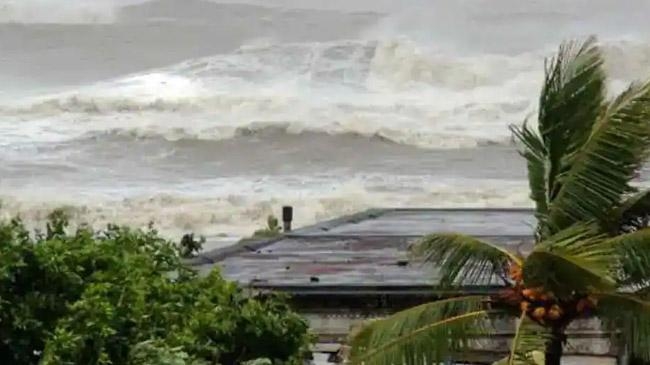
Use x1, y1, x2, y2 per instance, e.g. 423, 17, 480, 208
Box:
545, 328, 565, 365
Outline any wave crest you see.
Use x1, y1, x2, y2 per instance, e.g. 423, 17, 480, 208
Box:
72, 122, 514, 149
10, 38, 650, 149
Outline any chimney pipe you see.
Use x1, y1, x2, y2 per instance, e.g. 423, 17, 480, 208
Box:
282, 206, 293, 232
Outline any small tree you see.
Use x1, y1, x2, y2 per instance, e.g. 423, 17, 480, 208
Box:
0, 213, 311, 365
252, 215, 282, 239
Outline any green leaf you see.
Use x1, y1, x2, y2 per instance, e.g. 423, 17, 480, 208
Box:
510, 120, 549, 238
597, 293, 650, 361
537, 37, 606, 207
524, 224, 616, 297
546, 80, 650, 233
413, 233, 521, 287
614, 189, 650, 232
505, 313, 551, 365
606, 228, 650, 288
349, 296, 491, 365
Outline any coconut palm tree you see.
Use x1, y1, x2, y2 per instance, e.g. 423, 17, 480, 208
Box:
349, 37, 650, 365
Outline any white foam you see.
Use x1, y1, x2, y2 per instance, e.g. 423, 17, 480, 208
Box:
0, 175, 531, 240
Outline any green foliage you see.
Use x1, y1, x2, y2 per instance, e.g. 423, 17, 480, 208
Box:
0, 213, 311, 365
615, 191, 650, 233
127, 341, 208, 365
545, 81, 650, 234
510, 37, 607, 239
598, 293, 650, 362
494, 314, 550, 365
523, 224, 616, 298
609, 228, 650, 287
251, 215, 282, 239
349, 296, 490, 365
415, 233, 521, 286
509, 326, 548, 365
536, 37, 606, 212
510, 120, 548, 239
511, 37, 650, 239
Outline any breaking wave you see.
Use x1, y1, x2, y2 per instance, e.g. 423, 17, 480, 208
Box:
4, 37, 650, 150
1, 39, 543, 149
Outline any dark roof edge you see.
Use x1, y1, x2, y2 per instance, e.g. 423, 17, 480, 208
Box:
371, 207, 533, 212
183, 237, 278, 266
185, 208, 389, 266
286, 208, 389, 237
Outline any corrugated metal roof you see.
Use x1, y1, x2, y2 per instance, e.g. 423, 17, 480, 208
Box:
193, 208, 536, 288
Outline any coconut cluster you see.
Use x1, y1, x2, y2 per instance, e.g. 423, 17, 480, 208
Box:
520, 287, 562, 321
506, 263, 597, 323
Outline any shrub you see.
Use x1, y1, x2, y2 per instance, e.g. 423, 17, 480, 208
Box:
251, 215, 282, 239
0, 211, 311, 365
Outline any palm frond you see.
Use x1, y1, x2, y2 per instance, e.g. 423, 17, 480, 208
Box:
605, 228, 650, 288
597, 292, 650, 361
503, 312, 551, 365
523, 224, 616, 298
545, 80, 650, 233
510, 120, 549, 238
614, 189, 650, 233
413, 233, 520, 287
537, 36, 606, 207
349, 296, 491, 365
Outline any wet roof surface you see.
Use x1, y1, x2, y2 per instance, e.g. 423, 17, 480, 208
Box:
292, 208, 536, 237
195, 208, 536, 288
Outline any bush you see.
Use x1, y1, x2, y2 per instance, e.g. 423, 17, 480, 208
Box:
251, 215, 282, 239
0, 211, 311, 365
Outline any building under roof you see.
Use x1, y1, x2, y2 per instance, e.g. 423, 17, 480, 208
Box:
188, 208, 619, 364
